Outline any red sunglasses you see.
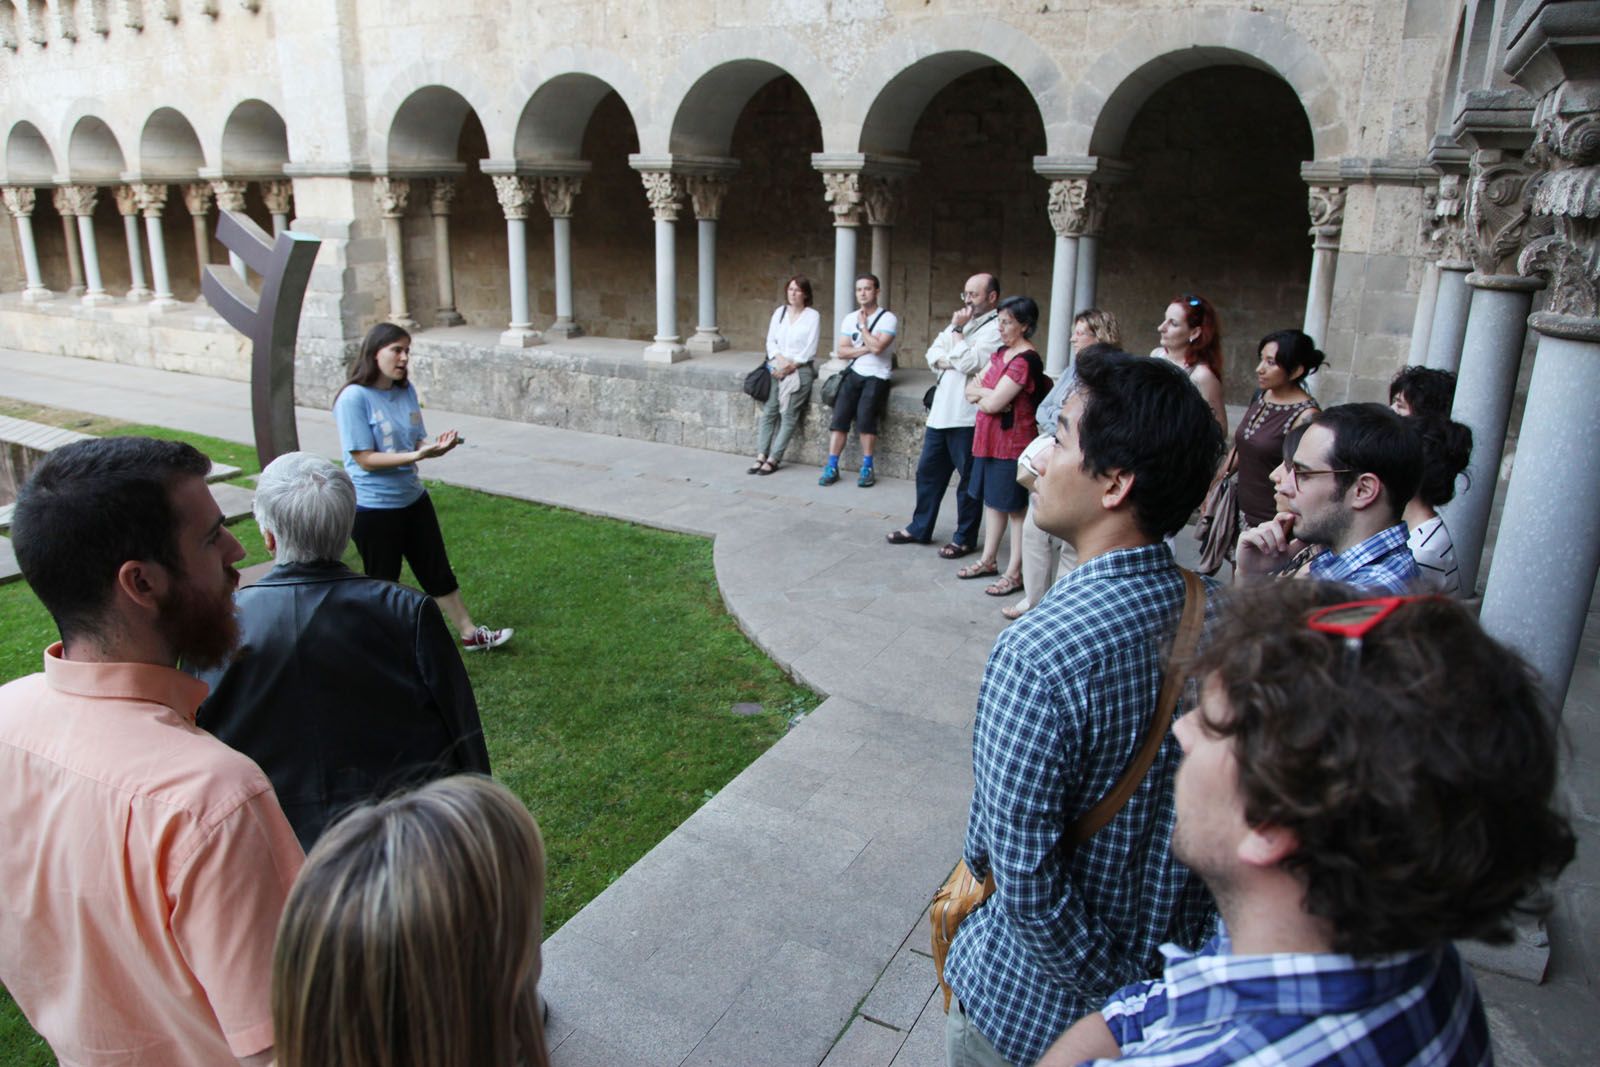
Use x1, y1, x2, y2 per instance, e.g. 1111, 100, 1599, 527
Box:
1305, 595, 1438, 667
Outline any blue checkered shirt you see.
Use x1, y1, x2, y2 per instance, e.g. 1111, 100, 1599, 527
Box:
946, 543, 1218, 1067
1093, 926, 1490, 1066
1306, 523, 1417, 594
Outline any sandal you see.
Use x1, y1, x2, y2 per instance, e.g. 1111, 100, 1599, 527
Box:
985, 574, 1024, 597
756, 460, 780, 476
746, 457, 767, 474
1001, 602, 1030, 621
885, 529, 926, 545
956, 559, 999, 580
939, 542, 972, 560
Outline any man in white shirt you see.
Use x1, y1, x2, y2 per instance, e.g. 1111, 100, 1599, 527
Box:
820, 273, 898, 488
885, 272, 1000, 555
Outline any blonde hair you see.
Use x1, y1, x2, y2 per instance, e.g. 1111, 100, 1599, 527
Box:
273, 775, 550, 1067
1074, 307, 1122, 347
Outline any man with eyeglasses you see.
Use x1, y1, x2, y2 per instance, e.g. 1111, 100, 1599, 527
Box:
885, 272, 1001, 556
1235, 403, 1421, 593
1037, 581, 1574, 1067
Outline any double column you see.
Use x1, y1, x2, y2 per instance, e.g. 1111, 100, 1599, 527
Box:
1422, 172, 1474, 372
1301, 182, 1346, 347
133, 182, 179, 311
373, 177, 420, 331
812, 154, 916, 358
490, 175, 542, 348
60, 185, 113, 306
862, 173, 908, 310
210, 179, 249, 279
51, 188, 86, 296
537, 169, 589, 339
181, 182, 214, 287
261, 179, 294, 237
685, 170, 734, 354
2, 187, 53, 301
636, 168, 687, 362
112, 185, 151, 302
1036, 159, 1123, 377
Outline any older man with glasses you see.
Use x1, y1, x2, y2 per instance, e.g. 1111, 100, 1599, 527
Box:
1234, 403, 1421, 594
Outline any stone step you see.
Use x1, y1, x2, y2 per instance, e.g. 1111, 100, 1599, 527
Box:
0, 464, 242, 535
206, 462, 243, 483
209, 481, 255, 524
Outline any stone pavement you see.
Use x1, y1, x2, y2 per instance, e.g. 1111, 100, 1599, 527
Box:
0, 347, 1593, 1067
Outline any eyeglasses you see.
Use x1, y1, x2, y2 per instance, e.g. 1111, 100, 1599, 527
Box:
1306, 596, 1434, 670
1284, 464, 1352, 491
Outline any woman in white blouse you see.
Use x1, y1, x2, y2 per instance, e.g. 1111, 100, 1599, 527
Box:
749, 275, 821, 476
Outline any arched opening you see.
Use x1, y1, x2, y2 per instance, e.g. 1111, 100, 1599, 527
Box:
6, 120, 55, 182
67, 115, 124, 180
139, 107, 209, 301
1097, 66, 1315, 403
565, 91, 644, 339
220, 99, 289, 173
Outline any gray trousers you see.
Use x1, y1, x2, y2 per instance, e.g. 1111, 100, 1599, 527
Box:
755, 362, 815, 464
945, 998, 1015, 1067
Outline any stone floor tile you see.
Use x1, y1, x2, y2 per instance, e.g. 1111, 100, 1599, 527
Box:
891, 991, 949, 1067
860, 944, 942, 1033
820, 1017, 909, 1067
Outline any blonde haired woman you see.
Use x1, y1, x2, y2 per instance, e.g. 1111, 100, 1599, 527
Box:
273, 775, 550, 1067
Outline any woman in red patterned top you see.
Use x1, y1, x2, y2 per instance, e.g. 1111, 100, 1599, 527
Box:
956, 295, 1047, 598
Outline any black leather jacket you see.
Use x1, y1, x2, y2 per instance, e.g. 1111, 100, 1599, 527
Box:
193, 561, 491, 850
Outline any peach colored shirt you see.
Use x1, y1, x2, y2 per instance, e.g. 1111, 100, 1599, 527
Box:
0, 644, 303, 1066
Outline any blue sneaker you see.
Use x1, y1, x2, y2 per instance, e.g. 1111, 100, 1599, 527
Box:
819, 465, 839, 486
857, 466, 876, 488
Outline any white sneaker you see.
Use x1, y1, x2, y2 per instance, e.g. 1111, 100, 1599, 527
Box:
463, 625, 513, 651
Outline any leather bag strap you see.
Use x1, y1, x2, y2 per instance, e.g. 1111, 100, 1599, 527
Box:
1070, 568, 1206, 844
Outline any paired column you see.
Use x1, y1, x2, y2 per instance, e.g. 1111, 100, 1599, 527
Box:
539, 174, 584, 338
1042, 179, 1110, 376
261, 179, 294, 236
1301, 185, 1345, 346
1406, 184, 1444, 364
638, 170, 687, 363
862, 175, 905, 309
491, 175, 542, 348
62, 185, 113, 306
685, 174, 730, 353
134, 182, 179, 311
428, 178, 464, 327
113, 185, 151, 301
1424, 173, 1473, 372
52, 188, 86, 295
819, 170, 862, 358
372, 178, 419, 330
181, 182, 214, 286
209, 179, 249, 279
2, 187, 52, 301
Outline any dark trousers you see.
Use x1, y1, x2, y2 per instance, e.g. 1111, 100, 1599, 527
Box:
906, 425, 980, 547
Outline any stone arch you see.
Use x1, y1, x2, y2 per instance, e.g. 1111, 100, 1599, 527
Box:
219, 98, 290, 174
371, 64, 504, 168
66, 115, 125, 179
649, 30, 831, 156
844, 18, 1067, 154
515, 73, 637, 161
5, 120, 57, 182
139, 106, 207, 177
1068, 8, 1346, 160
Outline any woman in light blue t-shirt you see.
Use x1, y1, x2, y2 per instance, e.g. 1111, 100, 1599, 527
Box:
333, 323, 511, 651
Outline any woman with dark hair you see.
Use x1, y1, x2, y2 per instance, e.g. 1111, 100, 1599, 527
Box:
1231, 329, 1325, 530
1153, 293, 1227, 433
958, 295, 1047, 597
748, 274, 820, 475
333, 323, 510, 650
1389, 365, 1457, 417
1403, 411, 1473, 596
273, 775, 550, 1067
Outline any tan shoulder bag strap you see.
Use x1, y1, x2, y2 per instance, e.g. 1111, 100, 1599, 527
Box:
1070, 568, 1206, 845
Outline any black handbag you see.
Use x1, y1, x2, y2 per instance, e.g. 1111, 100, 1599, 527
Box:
743, 363, 772, 403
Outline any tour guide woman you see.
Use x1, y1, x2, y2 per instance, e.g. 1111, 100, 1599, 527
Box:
333, 323, 511, 651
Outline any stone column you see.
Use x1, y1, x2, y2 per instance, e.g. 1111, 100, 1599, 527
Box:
1302, 185, 1345, 346
862, 175, 903, 309
210, 179, 249, 279
640, 170, 687, 363
113, 185, 150, 301
52, 188, 86, 295
685, 173, 730, 353
63, 185, 113, 306
2, 187, 52, 301
539, 175, 584, 338
1406, 186, 1443, 365
426, 178, 464, 327
1425, 174, 1473, 372
491, 175, 541, 348
820, 171, 863, 358
1074, 184, 1112, 317
1044, 180, 1086, 377
134, 182, 178, 311
181, 182, 214, 286
261, 179, 293, 236
372, 178, 418, 330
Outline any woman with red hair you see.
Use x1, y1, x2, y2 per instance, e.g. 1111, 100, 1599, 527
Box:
1153, 293, 1227, 434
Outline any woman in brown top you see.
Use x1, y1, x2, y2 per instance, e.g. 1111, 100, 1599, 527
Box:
1233, 329, 1325, 529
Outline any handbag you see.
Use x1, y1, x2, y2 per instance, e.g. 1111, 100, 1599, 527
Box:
923, 384, 938, 412
820, 367, 846, 407
1194, 449, 1240, 577
930, 568, 1206, 1012
742, 363, 772, 404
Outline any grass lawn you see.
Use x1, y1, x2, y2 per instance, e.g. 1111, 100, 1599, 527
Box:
0, 404, 819, 1064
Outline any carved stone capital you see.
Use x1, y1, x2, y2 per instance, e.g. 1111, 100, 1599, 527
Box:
1518, 81, 1600, 320
428, 177, 458, 216
1306, 185, 1346, 251
2, 187, 37, 218
1046, 179, 1112, 238
492, 175, 536, 220
112, 184, 140, 217
820, 171, 862, 226
52, 188, 74, 217
181, 181, 214, 216
260, 179, 293, 216
639, 171, 684, 222
539, 174, 583, 219
133, 182, 169, 216
1465, 150, 1549, 276
372, 177, 410, 219
1432, 173, 1473, 268
684, 174, 729, 222
210, 179, 248, 213
862, 175, 905, 227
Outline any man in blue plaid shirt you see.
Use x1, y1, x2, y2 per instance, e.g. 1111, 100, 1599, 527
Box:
1037, 583, 1575, 1067
944, 351, 1227, 1067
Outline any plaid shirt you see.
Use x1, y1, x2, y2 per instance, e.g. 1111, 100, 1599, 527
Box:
1307, 523, 1416, 594
1094, 926, 1490, 1067
946, 543, 1217, 1067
